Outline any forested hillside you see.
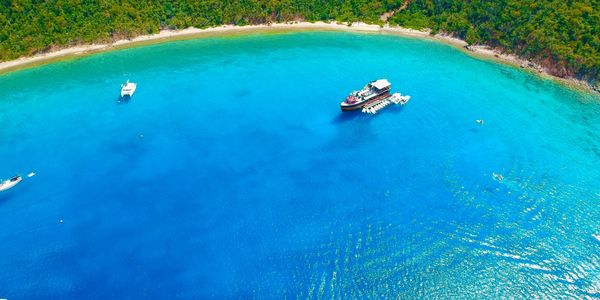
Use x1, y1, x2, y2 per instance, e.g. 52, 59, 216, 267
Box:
1, 0, 598, 83
0, 0, 401, 60
392, 0, 599, 83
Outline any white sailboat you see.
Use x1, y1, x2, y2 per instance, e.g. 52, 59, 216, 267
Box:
120, 80, 137, 97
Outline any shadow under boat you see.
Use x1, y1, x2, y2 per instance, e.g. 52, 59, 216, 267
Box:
0, 192, 15, 204
331, 111, 364, 124
116, 95, 132, 104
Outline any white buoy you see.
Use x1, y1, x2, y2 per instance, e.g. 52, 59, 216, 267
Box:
59, 219, 64, 223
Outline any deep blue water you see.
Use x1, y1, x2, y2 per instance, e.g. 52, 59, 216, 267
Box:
0, 32, 599, 298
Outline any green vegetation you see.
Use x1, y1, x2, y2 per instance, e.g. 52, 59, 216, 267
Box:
0, 0, 401, 59
1, 0, 598, 83
391, 0, 600, 83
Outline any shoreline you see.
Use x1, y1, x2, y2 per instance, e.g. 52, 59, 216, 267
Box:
0, 21, 597, 95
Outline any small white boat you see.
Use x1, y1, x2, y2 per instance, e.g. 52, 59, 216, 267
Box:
0, 175, 22, 192
387, 93, 411, 105
120, 80, 137, 97
476, 119, 485, 125
399, 95, 411, 104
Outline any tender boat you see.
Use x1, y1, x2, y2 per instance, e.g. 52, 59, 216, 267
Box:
399, 95, 411, 104
388, 93, 411, 105
341, 79, 391, 111
120, 80, 137, 97
0, 175, 22, 192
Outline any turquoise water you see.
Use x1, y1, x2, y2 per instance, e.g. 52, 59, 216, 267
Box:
0, 32, 599, 298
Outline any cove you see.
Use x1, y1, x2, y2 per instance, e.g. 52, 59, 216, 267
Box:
0, 32, 599, 298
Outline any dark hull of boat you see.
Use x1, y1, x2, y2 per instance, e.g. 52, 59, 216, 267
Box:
340, 92, 390, 111
341, 101, 367, 111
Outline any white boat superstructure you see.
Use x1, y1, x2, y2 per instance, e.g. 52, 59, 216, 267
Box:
0, 175, 22, 192
356, 79, 390, 100
120, 80, 137, 97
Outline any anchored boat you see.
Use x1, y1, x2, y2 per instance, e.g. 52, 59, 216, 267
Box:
341, 79, 411, 114
0, 175, 22, 192
120, 80, 137, 98
341, 79, 391, 111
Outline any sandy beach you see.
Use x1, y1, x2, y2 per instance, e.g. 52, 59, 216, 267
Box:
0, 21, 596, 93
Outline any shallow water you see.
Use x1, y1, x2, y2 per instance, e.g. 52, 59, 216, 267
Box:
0, 32, 599, 298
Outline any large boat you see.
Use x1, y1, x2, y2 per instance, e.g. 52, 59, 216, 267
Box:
0, 175, 22, 192
341, 79, 391, 111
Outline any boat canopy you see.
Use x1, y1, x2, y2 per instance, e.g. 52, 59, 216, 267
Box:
370, 79, 391, 90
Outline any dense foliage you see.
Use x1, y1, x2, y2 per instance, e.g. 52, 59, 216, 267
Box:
391, 0, 600, 82
0, 0, 598, 83
0, 0, 401, 59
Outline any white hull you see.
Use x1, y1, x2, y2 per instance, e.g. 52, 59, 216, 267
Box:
0, 176, 22, 192
120, 81, 137, 97
388, 93, 410, 105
